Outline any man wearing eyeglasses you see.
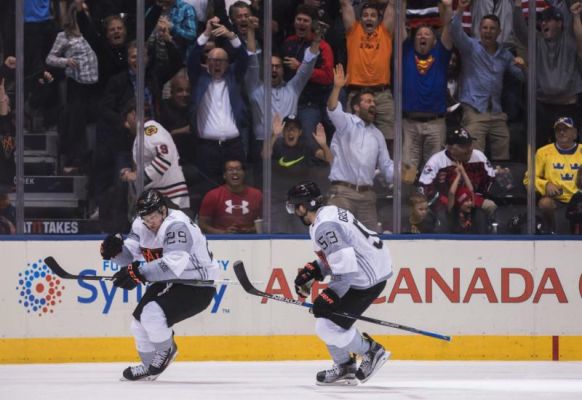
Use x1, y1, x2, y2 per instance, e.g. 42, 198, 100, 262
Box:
198, 159, 263, 234
245, 14, 322, 157
187, 16, 249, 193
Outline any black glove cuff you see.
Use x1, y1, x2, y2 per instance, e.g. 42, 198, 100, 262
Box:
312, 288, 340, 318
128, 261, 145, 283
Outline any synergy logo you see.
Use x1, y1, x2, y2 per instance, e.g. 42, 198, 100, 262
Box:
16, 259, 66, 316
77, 259, 231, 314
15, 258, 232, 316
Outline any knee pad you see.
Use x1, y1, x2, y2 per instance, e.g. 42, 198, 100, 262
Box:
140, 301, 172, 344
315, 318, 357, 348
130, 318, 155, 353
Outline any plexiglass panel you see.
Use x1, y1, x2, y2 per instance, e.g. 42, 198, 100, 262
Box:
6, 1, 581, 237
1, 0, 16, 235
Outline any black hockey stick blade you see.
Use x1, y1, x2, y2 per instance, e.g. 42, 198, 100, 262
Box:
233, 260, 451, 342
233, 260, 313, 309
44, 256, 238, 286
45, 256, 109, 280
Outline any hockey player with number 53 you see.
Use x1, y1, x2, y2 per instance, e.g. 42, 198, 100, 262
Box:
100, 189, 220, 381
286, 181, 393, 385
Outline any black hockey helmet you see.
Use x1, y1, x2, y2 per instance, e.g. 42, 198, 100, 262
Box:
136, 189, 166, 217
286, 181, 324, 214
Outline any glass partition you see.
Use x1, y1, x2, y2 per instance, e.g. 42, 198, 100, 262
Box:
525, 0, 582, 235
6, 0, 582, 237
394, 0, 532, 235
1, 0, 17, 234
7, 0, 143, 234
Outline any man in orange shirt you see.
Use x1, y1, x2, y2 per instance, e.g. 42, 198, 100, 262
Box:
340, 0, 395, 148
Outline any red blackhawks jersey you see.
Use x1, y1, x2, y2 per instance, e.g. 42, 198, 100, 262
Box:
133, 120, 190, 209
418, 149, 495, 208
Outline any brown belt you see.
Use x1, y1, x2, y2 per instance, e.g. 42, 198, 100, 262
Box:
331, 180, 373, 192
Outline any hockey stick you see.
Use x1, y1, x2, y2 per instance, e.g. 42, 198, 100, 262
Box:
44, 256, 244, 286
233, 260, 451, 342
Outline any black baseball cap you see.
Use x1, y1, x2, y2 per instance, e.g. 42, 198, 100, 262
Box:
283, 114, 302, 130
446, 127, 476, 146
541, 7, 563, 22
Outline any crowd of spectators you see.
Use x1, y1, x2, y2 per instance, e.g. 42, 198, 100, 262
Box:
0, 0, 581, 235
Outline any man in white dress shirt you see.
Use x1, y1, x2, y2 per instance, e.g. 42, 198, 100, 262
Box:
187, 16, 249, 191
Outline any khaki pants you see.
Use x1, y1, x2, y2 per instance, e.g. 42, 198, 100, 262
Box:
327, 184, 379, 231
402, 117, 446, 169
461, 105, 510, 160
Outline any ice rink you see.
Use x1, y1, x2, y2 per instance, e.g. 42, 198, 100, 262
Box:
1, 360, 582, 400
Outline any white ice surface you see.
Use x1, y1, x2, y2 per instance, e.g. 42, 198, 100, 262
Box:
1, 360, 582, 400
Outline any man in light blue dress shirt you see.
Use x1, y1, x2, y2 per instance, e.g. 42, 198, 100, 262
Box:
326, 64, 394, 231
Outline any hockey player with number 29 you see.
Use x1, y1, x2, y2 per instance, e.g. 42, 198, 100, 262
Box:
100, 189, 220, 381
286, 181, 393, 385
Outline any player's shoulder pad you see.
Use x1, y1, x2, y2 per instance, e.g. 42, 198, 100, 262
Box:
314, 218, 345, 239
165, 219, 190, 234
131, 216, 145, 232
315, 205, 341, 220
162, 210, 189, 228
160, 217, 192, 240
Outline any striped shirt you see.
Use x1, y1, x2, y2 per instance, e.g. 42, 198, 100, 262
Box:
406, 0, 442, 28
46, 32, 98, 84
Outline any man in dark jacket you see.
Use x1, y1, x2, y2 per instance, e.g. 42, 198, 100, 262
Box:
187, 16, 249, 193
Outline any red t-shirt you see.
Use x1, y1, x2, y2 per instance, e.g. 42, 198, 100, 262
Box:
199, 185, 262, 232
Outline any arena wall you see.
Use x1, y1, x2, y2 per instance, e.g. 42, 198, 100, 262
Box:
1, 237, 581, 363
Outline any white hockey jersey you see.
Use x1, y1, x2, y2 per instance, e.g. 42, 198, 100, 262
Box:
133, 120, 190, 208
114, 209, 220, 284
309, 205, 392, 297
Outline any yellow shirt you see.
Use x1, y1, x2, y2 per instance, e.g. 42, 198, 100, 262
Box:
346, 22, 393, 86
523, 143, 582, 203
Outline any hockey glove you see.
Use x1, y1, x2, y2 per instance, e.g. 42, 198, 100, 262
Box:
100, 233, 123, 260
312, 288, 340, 318
294, 261, 324, 298
112, 261, 145, 290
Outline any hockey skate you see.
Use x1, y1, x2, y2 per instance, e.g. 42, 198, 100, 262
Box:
355, 333, 389, 383
121, 364, 155, 381
316, 355, 358, 386
148, 341, 178, 378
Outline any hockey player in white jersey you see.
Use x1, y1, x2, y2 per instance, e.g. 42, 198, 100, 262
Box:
286, 181, 392, 386
100, 189, 219, 381
120, 101, 190, 209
